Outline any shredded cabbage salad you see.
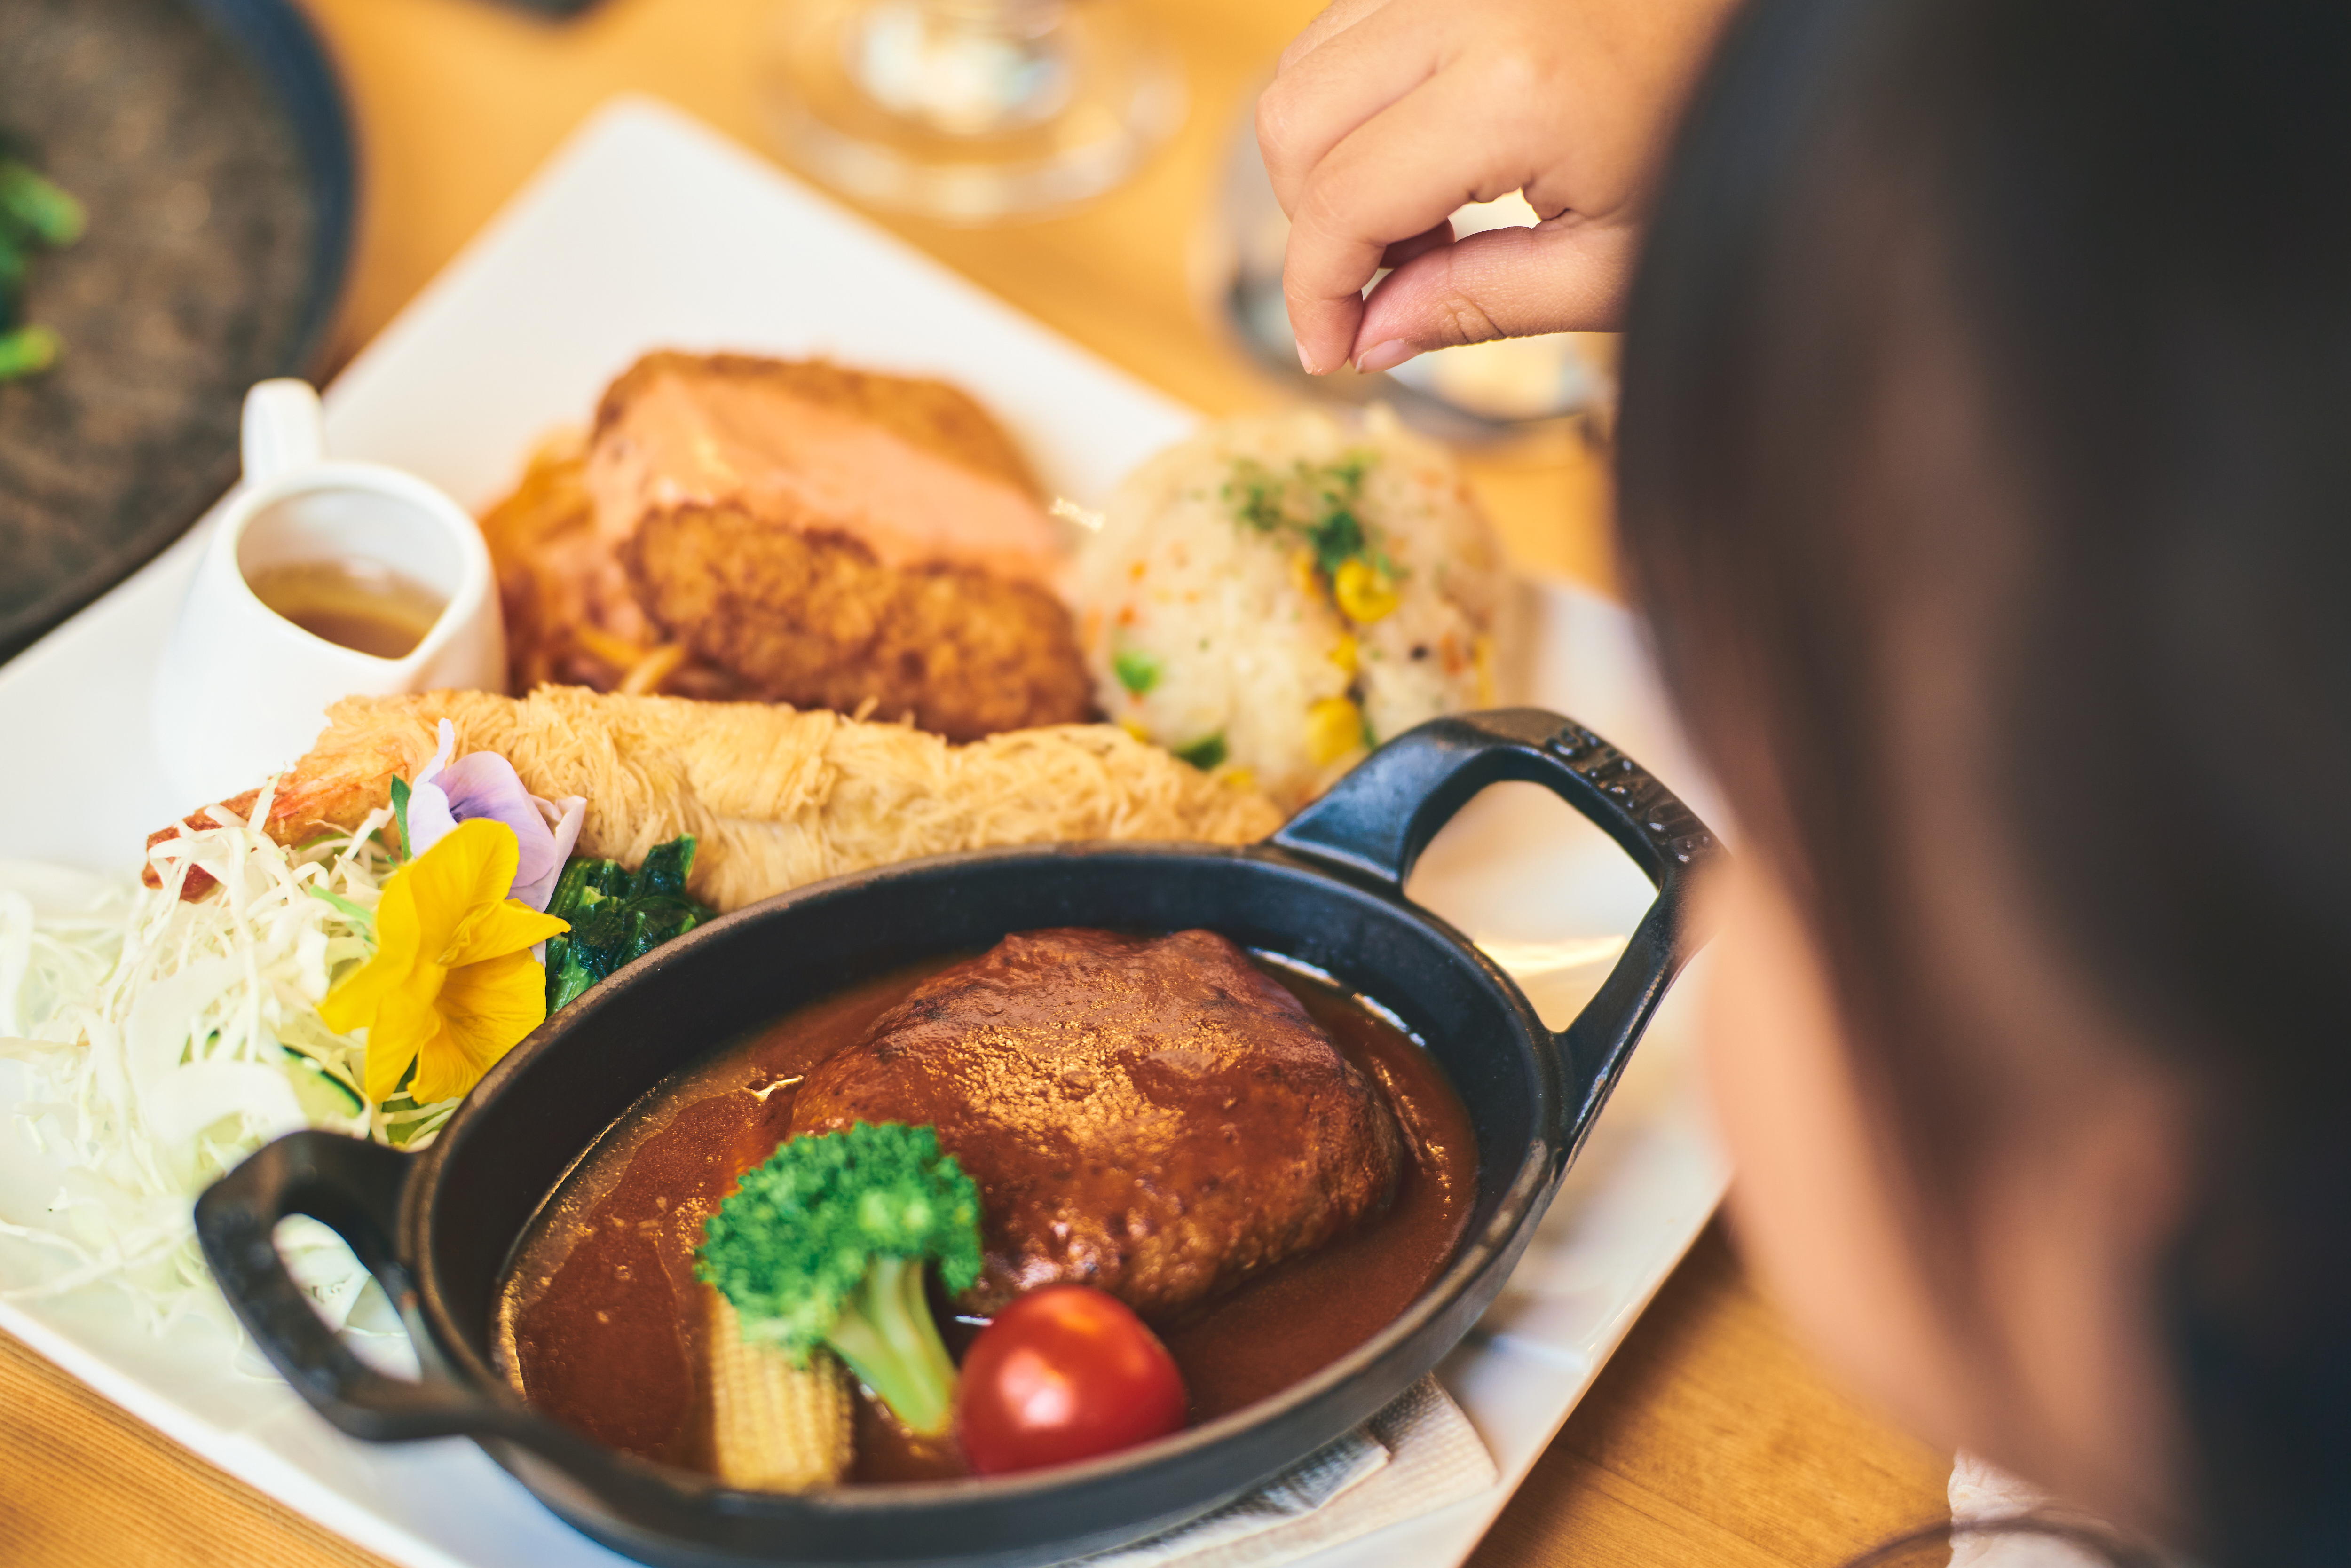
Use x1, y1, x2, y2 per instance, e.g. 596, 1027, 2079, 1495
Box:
0, 786, 453, 1335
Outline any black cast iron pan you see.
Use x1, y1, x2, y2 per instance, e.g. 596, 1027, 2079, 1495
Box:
196, 708, 1721, 1568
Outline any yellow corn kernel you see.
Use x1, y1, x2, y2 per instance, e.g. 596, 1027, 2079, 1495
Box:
1329, 633, 1358, 676
1223, 767, 1258, 793
706, 1289, 854, 1492
1307, 696, 1365, 767
1333, 559, 1400, 624
1119, 717, 1152, 744
1289, 547, 1319, 598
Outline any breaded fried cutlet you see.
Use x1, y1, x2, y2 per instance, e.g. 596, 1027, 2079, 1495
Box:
472, 350, 1098, 739
626, 501, 1094, 741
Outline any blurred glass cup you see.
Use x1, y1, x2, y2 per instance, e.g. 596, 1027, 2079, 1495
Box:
762, 0, 1184, 222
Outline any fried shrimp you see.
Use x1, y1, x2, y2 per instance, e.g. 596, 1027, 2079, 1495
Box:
146, 687, 1282, 911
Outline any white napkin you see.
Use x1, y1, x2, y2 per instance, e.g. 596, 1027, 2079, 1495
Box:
1073, 1376, 1497, 1568
1949, 1453, 2105, 1568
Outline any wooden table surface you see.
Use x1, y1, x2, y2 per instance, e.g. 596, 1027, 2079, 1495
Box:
0, 0, 1951, 1563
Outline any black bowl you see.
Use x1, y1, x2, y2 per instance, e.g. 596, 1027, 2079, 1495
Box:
0, 0, 355, 663
196, 709, 1720, 1568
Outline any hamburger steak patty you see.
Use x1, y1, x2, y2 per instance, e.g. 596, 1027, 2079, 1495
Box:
787, 928, 1405, 1319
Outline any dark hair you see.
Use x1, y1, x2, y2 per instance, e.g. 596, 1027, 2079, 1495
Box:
1616, 0, 2351, 1562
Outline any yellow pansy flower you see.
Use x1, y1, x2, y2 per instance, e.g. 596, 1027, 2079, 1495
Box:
319, 818, 569, 1106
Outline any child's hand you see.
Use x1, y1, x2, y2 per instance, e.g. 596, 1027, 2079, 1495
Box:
1259, 0, 1739, 374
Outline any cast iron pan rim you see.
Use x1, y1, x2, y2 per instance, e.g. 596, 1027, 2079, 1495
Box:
0, 0, 356, 659
191, 708, 1717, 1557
411, 836, 1560, 1509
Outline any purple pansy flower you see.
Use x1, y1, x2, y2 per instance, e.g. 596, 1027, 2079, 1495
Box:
404, 720, 586, 913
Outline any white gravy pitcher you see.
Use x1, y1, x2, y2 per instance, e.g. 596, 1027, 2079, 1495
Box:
152, 380, 505, 807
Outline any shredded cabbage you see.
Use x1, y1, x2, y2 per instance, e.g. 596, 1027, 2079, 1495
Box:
0, 787, 454, 1335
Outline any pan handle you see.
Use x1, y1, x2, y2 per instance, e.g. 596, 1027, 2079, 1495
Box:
195, 1130, 533, 1443
1270, 709, 1724, 1149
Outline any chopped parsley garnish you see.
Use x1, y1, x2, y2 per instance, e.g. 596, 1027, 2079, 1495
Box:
1229, 460, 1289, 534
1306, 505, 1365, 576
1220, 450, 1397, 581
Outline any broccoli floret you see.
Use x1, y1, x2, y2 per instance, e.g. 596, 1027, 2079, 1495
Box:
697, 1122, 984, 1438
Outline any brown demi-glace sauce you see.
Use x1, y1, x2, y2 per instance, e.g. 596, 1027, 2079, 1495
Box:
493, 946, 1476, 1484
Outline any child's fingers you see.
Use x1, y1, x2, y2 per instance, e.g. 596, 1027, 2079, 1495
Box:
1258, 0, 1441, 215
1277, 0, 1404, 76
1286, 221, 1451, 374
1281, 68, 1556, 373
1348, 221, 1640, 367
1280, 252, 1368, 377
1381, 221, 1456, 270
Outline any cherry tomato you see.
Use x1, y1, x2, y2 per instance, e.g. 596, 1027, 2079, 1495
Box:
957, 1286, 1187, 1475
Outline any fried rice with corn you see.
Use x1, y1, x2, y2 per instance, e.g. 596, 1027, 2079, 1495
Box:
1072, 407, 1505, 810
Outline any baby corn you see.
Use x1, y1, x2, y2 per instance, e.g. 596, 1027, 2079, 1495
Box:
707, 1289, 853, 1490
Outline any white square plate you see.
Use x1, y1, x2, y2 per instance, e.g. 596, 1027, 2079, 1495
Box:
0, 97, 1727, 1568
